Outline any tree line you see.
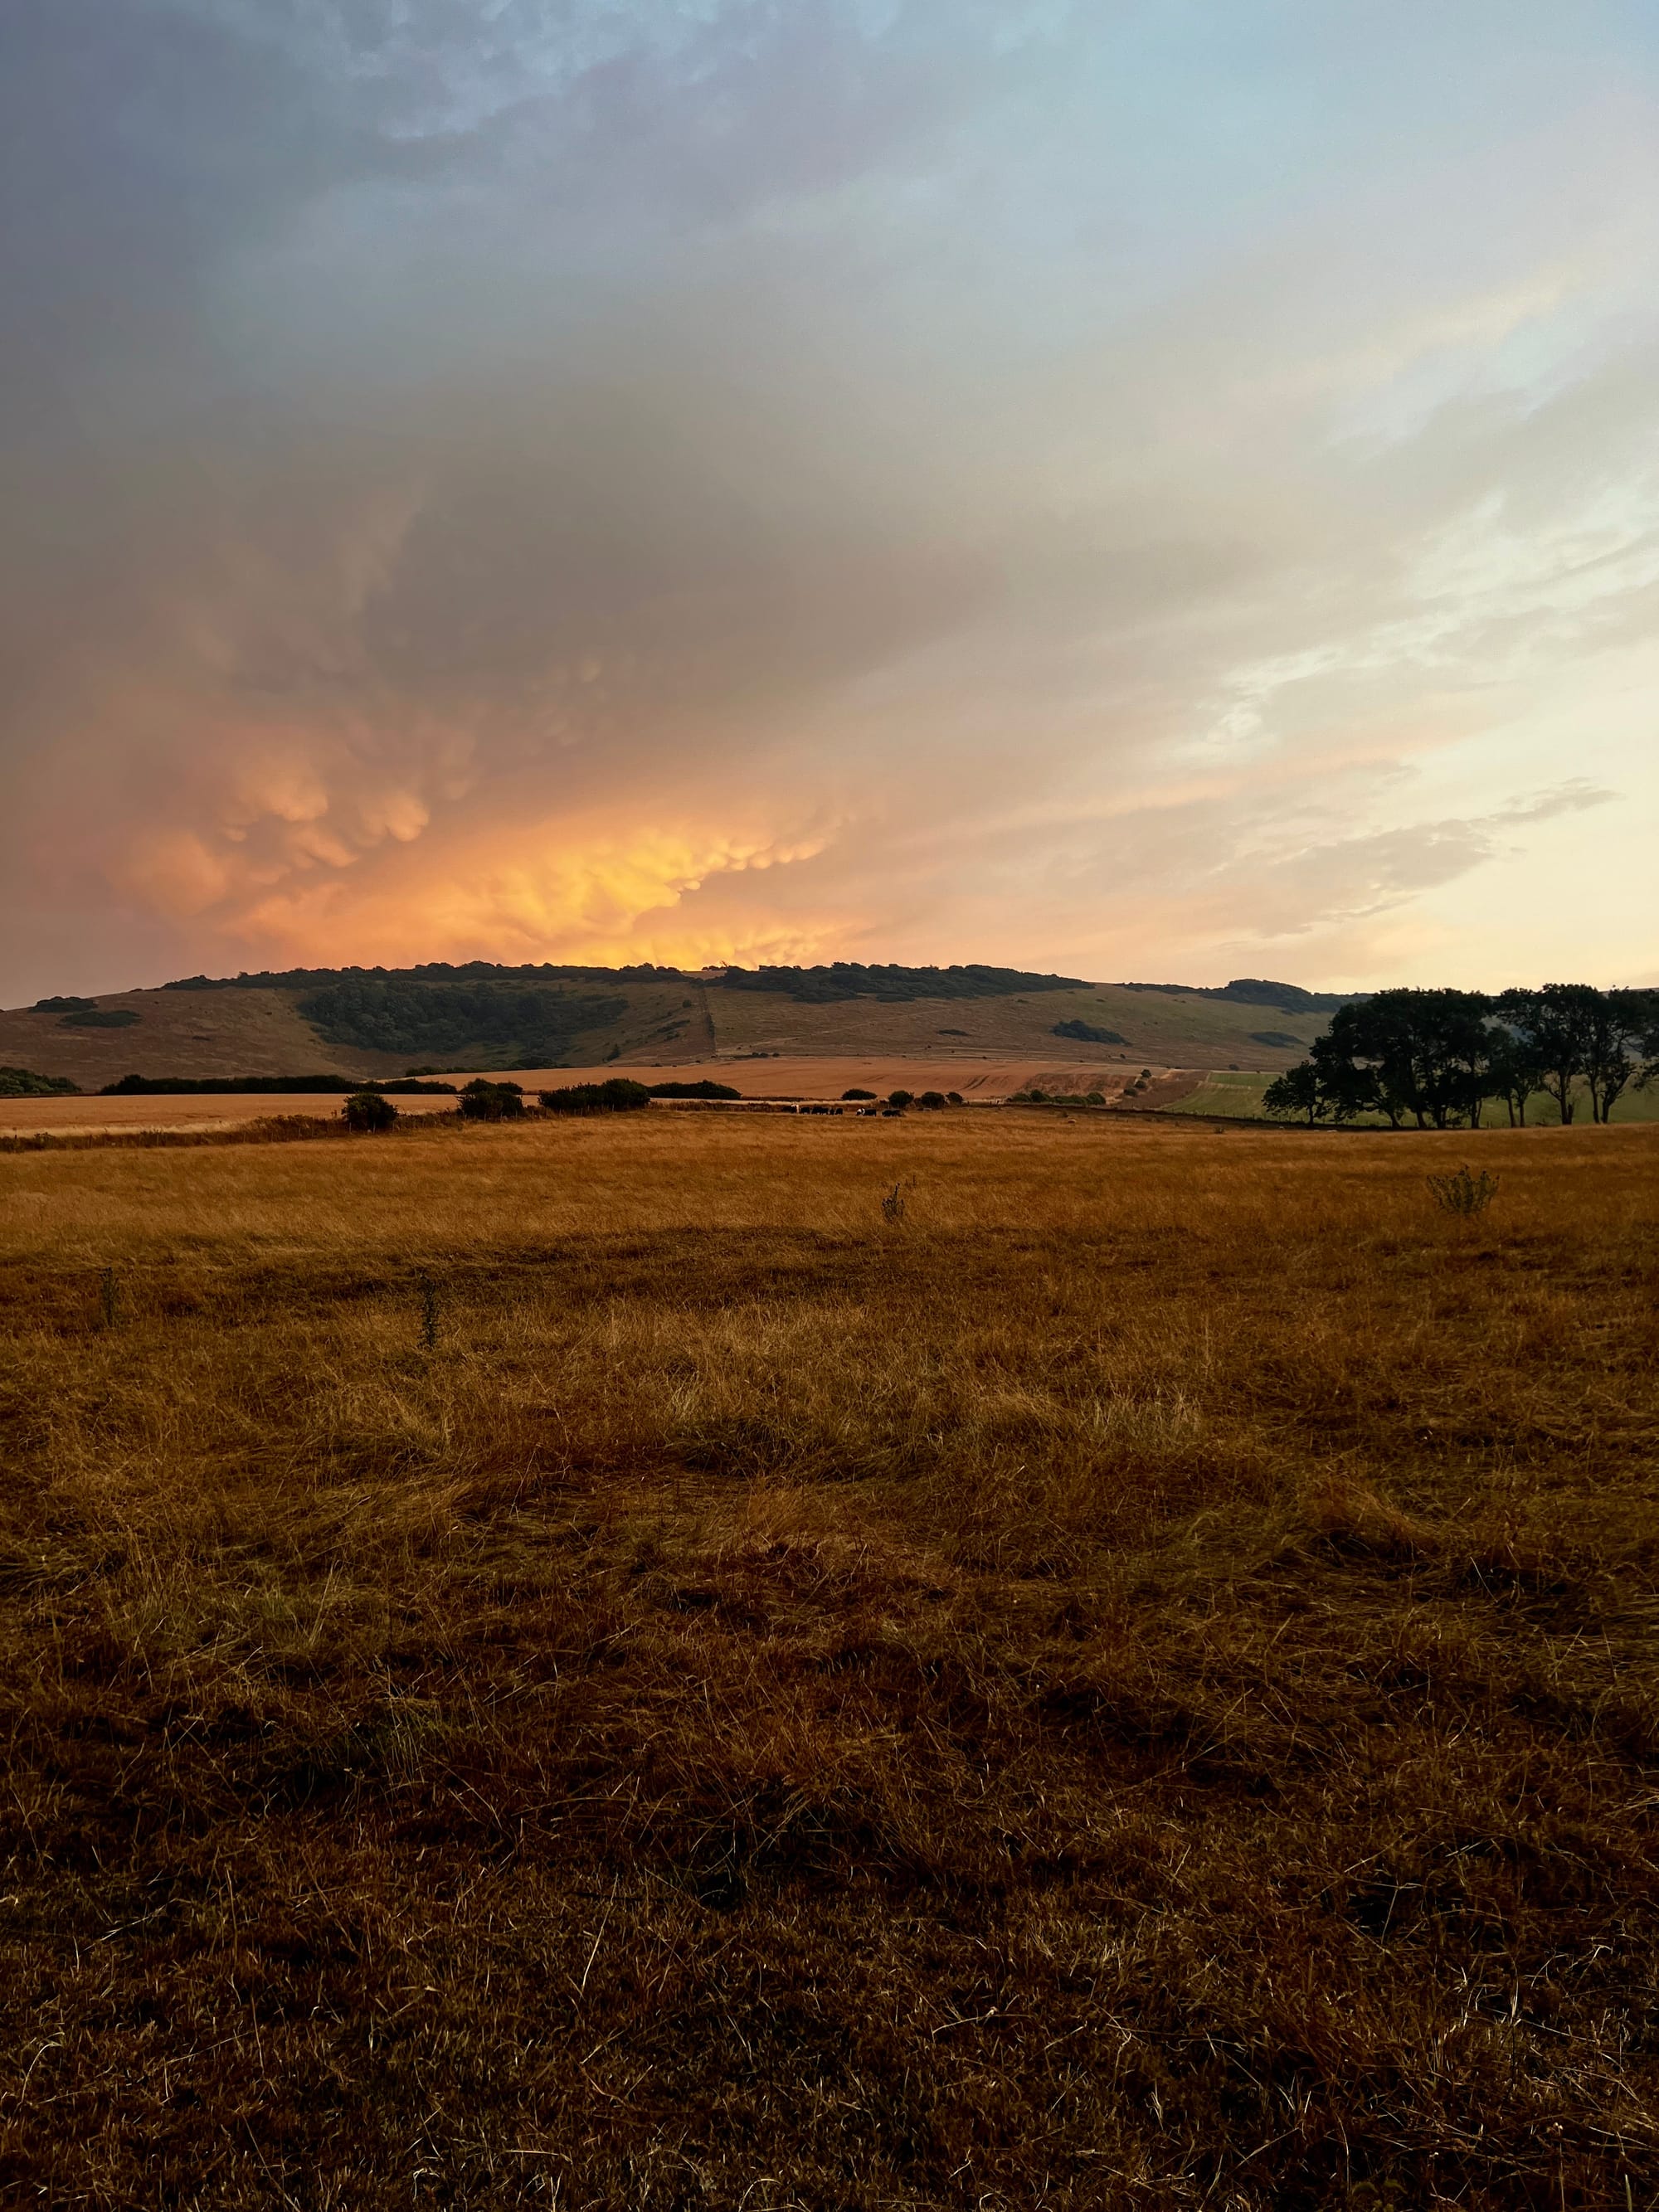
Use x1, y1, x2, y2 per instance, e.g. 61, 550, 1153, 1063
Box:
1263, 985, 1659, 1129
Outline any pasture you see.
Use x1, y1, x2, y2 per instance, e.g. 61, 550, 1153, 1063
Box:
2, 1111, 1655, 2207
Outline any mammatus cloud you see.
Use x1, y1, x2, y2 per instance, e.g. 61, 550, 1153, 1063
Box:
2, 1, 1657, 998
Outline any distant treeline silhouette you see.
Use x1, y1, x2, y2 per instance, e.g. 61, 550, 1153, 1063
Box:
1264, 985, 1658, 1127
163, 961, 679, 989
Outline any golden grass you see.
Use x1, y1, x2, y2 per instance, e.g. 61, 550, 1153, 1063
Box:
2, 1113, 1657, 2207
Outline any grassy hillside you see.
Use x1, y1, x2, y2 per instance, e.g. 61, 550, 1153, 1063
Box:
0, 968, 1326, 1087
700, 979, 1315, 1067
0, 975, 709, 1088
1, 1114, 1654, 2204
0, 988, 377, 1089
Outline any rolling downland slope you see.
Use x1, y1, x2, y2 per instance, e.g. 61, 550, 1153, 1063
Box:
0, 965, 1342, 1088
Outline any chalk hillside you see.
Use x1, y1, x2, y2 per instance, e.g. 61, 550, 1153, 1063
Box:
0, 965, 1352, 1088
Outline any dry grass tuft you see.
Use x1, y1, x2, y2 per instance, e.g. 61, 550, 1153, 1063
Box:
1, 1112, 1656, 2206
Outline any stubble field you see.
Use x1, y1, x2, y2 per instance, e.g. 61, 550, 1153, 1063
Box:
1, 1112, 1656, 2208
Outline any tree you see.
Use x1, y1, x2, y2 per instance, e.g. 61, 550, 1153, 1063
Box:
1310, 989, 1494, 1129
917, 1091, 946, 1110
1263, 1063, 1323, 1125
1482, 1027, 1547, 1127
1586, 989, 1655, 1123
1496, 984, 1659, 1125
1499, 986, 1590, 1125
887, 1090, 914, 1109
1637, 997, 1659, 1096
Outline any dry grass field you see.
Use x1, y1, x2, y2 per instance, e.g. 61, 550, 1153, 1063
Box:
2, 1112, 1656, 2209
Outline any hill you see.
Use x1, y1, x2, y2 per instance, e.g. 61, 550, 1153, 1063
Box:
0, 964, 1356, 1088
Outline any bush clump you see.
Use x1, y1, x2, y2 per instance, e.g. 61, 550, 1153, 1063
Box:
538, 1079, 651, 1116
0, 1066, 80, 1097
458, 1080, 526, 1121
648, 1080, 740, 1100
917, 1091, 947, 1110
887, 1089, 914, 1110
343, 1091, 398, 1134
842, 1088, 877, 1101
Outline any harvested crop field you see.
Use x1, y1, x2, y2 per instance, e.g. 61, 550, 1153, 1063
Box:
2, 1112, 1656, 2208
0, 1059, 1185, 1140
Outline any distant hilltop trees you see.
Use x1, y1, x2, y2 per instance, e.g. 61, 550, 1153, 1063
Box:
1264, 985, 1659, 1128
162, 961, 680, 989
1117, 977, 1365, 1014
715, 963, 1086, 1003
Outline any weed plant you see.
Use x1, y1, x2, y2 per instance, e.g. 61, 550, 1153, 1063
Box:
1428, 1164, 1501, 1217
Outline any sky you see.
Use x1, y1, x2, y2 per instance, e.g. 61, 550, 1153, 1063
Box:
4, 1, 1658, 1002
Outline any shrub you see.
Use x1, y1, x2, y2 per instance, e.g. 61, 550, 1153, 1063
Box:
917, 1091, 946, 1110
1427, 1165, 1499, 1217
1052, 1018, 1127, 1045
61, 1007, 139, 1028
842, 1088, 877, 1101
1085, 1091, 1105, 1106
649, 1080, 740, 1100
538, 1079, 650, 1116
32, 996, 95, 1014
343, 1091, 398, 1133
459, 1079, 526, 1121
946, 1091, 964, 1106
887, 1089, 914, 1110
